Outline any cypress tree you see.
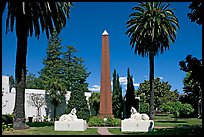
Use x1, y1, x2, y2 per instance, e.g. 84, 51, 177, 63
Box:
112, 69, 123, 118
125, 68, 137, 118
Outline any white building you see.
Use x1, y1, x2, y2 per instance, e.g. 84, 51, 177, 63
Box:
2, 75, 92, 121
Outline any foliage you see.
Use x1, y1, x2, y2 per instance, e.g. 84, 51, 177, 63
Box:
187, 0, 204, 25
89, 92, 100, 116
124, 68, 137, 118
88, 116, 121, 127
9, 75, 15, 92
2, 114, 14, 126
39, 29, 66, 121
3, 2, 72, 129
64, 46, 91, 121
61, 46, 91, 92
125, 2, 180, 120
139, 102, 150, 114
179, 55, 202, 88
179, 103, 195, 118
26, 73, 44, 89
112, 69, 123, 118
160, 101, 194, 118
179, 55, 202, 117
136, 77, 179, 112
66, 89, 90, 121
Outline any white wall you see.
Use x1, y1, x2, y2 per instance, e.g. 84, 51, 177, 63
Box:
2, 75, 92, 121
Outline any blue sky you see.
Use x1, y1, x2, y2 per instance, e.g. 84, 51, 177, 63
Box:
2, 2, 202, 96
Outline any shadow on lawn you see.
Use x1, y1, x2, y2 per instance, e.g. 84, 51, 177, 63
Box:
156, 120, 187, 123
124, 125, 202, 135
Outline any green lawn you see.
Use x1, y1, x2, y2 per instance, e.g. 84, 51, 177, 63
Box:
108, 125, 202, 135
2, 126, 99, 135
108, 115, 202, 135
2, 115, 202, 135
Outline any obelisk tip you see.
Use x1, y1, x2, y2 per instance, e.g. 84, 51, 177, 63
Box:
102, 30, 108, 35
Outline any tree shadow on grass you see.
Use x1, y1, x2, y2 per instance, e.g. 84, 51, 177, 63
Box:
124, 125, 202, 135
156, 120, 187, 123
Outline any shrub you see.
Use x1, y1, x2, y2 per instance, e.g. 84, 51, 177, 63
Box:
88, 116, 104, 126
139, 102, 150, 114
180, 103, 194, 118
2, 114, 14, 127
160, 101, 194, 118
88, 116, 121, 127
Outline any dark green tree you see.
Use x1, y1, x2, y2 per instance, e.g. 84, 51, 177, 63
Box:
187, 0, 204, 25
112, 69, 123, 118
39, 29, 66, 121
187, 2, 203, 113
64, 46, 91, 121
125, 2, 179, 119
125, 68, 137, 118
2, 2, 72, 129
9, 75, 15, 92
179, 55, 202, 117
26, 73, 44, 89
89, 92, 100, 116
136, 77, 179, 112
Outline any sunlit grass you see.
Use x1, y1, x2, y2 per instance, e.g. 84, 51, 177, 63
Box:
2, 126, 99, 135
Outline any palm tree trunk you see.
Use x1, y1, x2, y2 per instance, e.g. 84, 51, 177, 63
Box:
149, 52, 155, 120
13, 15, 29, 130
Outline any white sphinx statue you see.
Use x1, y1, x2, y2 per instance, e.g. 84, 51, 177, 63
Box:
54, 108, 87, 131
59, 108, 78, 122
129, 107, 150, 121
121, 106, 154, 132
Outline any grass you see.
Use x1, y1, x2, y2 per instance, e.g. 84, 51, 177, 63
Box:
108, 114, 202, 135
2, 114, 202, 135
108, 125, 202, 135
2, 126, 99, 135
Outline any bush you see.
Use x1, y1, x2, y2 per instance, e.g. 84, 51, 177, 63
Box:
2, 114, 14, 126
180, 103, 194, 118
139, 102, 150, 114
88, 116, 121, 127
160, 101, 194, 118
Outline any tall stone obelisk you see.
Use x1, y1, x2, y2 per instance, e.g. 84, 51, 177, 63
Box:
99, 30, 113, 118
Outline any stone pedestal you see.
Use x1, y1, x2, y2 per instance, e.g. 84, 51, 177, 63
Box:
54, 119, 87, 131
121, 119, 154, 132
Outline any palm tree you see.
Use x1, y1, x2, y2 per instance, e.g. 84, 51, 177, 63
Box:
2, 2, 73, 129
125, 2, 179, 120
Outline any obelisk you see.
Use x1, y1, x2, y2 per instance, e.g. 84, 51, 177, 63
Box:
99, 30, 113, 118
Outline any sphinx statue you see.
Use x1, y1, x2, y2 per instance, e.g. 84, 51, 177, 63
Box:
129, 107, 150, 120
59, 108, 78, 122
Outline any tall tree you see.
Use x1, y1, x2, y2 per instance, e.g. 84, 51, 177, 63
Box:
125, 2, 179, 119
136, 77, 179, 112
112, 69, 123, 118
187, 1, 203, 118
39, 29, 66, 121
125, 68, 137, 118
64, 46, 91, 121
3, 2, 72, 129
179, 55, 202, 117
